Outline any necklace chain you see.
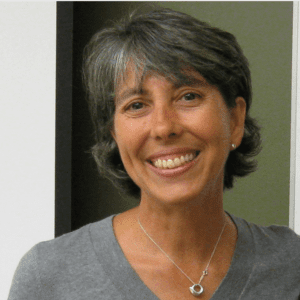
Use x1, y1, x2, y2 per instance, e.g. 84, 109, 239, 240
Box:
137, 217, 226, 287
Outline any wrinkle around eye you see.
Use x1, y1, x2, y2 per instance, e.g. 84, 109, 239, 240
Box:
123, 101, 151, 117
176, 92, 204, 107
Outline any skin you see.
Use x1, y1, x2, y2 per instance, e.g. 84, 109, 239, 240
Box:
112, 67, 246, 300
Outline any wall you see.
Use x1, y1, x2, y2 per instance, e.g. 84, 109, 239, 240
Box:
1, 3, 56, 299
291, 1, 300, 234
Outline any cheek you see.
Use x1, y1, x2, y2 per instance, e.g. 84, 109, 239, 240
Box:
187, 110, 231, 143
113, 116, 147, 159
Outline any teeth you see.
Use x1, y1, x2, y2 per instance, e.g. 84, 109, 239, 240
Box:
167, 159, 175, 168
153, 153, 197, 169
174, 158, 181, 167
162, 160, 167, 169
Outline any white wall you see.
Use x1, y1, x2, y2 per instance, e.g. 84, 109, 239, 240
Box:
0, 3, 56, 299
290, 1, 300, 235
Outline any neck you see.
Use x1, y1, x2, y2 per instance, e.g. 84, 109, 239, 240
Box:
137, 189, 227, 262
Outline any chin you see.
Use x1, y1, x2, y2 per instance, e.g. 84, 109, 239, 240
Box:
144, 183, 207, 206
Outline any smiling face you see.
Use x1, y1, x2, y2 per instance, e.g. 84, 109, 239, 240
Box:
112, 68, 245, 205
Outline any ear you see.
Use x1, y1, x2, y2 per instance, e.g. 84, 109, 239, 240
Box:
230, 97, 246, 148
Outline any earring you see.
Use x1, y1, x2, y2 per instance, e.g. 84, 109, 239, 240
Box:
231, 144, 236, 149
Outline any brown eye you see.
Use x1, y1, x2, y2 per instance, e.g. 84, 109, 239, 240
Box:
129, 102, 144, 110
183, 93, 197, 101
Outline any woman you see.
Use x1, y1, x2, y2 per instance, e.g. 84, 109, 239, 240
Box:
9, 8, 300, 300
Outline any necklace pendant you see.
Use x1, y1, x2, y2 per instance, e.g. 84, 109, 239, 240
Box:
189, 284, 204, 296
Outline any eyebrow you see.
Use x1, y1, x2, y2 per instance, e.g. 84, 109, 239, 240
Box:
115, 86, 148, 106
173, 77, 208, 89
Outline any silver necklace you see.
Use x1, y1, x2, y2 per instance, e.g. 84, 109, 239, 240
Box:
137, 217, 226, 297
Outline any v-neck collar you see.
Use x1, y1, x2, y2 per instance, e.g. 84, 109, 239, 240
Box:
89, 213, 255, 300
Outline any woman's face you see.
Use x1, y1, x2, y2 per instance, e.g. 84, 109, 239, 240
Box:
112, 68, 245, 204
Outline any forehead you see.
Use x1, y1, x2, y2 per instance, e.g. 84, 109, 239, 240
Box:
114, 65, 210, 103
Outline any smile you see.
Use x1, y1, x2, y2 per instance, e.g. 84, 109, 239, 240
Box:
151, 151, 200, 169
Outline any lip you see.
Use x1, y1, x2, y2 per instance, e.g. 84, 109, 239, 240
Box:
146, 151, 200, 178
146, 147, 200, 162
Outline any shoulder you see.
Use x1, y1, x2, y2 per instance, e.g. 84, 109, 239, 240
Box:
36, 214, 114, 259
240, 217, 300, 256
231, 213, 300, 247
8, 215, 115, 300
34, 215, 114, 274
228, 215, 300, 298
234, 213, 300, 270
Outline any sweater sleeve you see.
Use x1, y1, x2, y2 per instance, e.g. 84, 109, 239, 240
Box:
8, 246, 41, 300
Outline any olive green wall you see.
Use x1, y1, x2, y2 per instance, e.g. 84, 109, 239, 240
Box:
159, 2, 293, 226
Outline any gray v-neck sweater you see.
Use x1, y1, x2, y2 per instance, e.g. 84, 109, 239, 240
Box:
8, 214, 300, 299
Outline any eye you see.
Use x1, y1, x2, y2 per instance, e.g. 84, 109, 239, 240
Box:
182, 93, 200, 101
126, 102, 144, 111
123, 101, 150, 117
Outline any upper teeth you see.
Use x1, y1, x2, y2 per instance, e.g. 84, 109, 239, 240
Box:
153, 153, 196, 169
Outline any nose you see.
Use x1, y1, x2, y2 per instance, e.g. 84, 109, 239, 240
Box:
150, 105, 183, 141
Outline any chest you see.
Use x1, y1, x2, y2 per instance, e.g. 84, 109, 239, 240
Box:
124, 248, 233, 300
